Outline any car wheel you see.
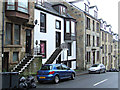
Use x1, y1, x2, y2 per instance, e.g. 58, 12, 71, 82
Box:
54, 75, 59, 84
71, 73, 75, 80
99, 70, 101, 74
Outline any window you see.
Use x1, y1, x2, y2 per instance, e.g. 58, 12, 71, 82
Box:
66, 21, 70, 33
93, 20, 95, 31
97, 37, 99, 47
40, 13, 46, 33
55, 65, 62, 70
18, 0, 28, 13
105, 45, 107, 53
7, 0, 15, 10
94, 10, 97, 19
5, 23, 12, 45
41, 65, 52, 70
93, 36, 95, 47
68, 43, 72, 56
96, 23, 99, 32
14, 24, 20, 45
85, 3, 89, 12
13, 52, 19, 62
62, 64, 68, 70
105, 33, 107, 42
102, 32, 104, 41
102, 44, 104, 53
97, 51, 99, 61
5, 23, 21, 45
61, 6, 66, 15
86, 52, 90, 62
102, 57, 104, 65
87, 34, 90, 46
40, 41, 46, 58
56, 20, 61, 30
86, 17, 90, 30
7, 0, 29, 13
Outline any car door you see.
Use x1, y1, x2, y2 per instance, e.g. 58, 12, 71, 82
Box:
55, 64, 63, 78
61, 64, 68, 78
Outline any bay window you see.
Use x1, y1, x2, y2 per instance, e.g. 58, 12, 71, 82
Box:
6, 0, 29, 14
66, 21, 70, 33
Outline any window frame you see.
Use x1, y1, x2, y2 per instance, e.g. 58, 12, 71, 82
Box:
55, 20, 61, 30
6, 0, 29, 14
40, 12, 46, 33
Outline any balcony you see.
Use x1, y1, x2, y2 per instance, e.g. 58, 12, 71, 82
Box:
5, 1, 29, 23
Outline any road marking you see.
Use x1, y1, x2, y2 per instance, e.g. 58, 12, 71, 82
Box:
93, 79, 108, 86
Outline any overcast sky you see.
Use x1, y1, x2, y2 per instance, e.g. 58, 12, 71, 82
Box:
89, 0, 119, 34
67, 0, 119, 34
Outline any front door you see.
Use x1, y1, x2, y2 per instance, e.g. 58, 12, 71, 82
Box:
3, 52, 9, 72
56, 32, 61, 63
93, 51, 95, 64
26, 30, 31, 54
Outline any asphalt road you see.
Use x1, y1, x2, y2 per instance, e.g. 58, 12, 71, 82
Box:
36, 72, 118, 88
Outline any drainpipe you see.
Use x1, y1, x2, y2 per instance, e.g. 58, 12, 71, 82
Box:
2, 1, 5, 72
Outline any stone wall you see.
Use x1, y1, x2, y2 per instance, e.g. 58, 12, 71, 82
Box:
63, 2, 86, 70
21, 56, 42, 76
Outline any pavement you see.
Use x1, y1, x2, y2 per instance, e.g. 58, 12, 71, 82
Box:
75, 70, 88, 76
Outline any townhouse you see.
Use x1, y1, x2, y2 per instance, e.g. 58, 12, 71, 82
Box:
113, 34, 119, 69
64, 0, 101, 70
34, 1, 77, 69
2, 0, 35, 72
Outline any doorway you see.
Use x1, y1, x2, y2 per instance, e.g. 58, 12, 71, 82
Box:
93, 51, 95, 64
3, 52, 9, 72
26, 30, 31, 55
56, 32, 61, 63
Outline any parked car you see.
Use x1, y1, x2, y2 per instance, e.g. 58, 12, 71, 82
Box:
88, 64, 106, 74
107, 68, 119, 72
36, 64, 76, 84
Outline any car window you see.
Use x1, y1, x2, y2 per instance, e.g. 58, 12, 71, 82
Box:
62, 64, 68, 70
55, 65, 62, 70
91, 64, 99, 67
41, 65, 52, 70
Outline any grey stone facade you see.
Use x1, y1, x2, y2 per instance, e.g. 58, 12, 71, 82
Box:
2, 1, 35, 71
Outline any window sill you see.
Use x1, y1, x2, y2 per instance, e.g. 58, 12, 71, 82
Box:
4, 45, 22, 48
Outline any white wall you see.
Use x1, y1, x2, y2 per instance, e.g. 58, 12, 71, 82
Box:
34, 9, 76, 65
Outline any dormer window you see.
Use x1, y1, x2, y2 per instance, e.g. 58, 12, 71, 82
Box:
61, 6, 66, 15
104, 25, 106, 30
85, 3, 89, 12
94, 10, 97, 19
6, 0, 29, 14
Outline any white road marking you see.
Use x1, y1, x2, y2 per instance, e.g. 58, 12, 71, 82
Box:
93, 79, 108, 86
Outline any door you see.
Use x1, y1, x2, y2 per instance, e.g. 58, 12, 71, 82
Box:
56, 32, 61, 63
56, 32, 61, 48
26, 30, 31, 54
3, 52, 9, 72
93, 51, 95, 64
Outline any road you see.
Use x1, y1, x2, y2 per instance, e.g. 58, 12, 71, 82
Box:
36, 72, 118, 88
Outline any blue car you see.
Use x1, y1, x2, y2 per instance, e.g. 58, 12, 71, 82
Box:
36, 64, 76, 84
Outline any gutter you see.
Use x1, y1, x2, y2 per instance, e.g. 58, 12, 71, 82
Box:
2, 1, 5, 72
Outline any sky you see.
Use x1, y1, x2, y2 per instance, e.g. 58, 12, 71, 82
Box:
89, 0, 119, 34
67, 0, 120, 34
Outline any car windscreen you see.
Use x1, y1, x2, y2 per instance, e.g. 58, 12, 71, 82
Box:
91, 64, 99, 67
41, 65, 53, 70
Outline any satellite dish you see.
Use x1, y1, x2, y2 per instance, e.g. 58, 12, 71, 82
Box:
35, 19, 38, 25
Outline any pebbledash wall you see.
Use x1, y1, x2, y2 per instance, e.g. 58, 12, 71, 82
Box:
34, 2, 76, 69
